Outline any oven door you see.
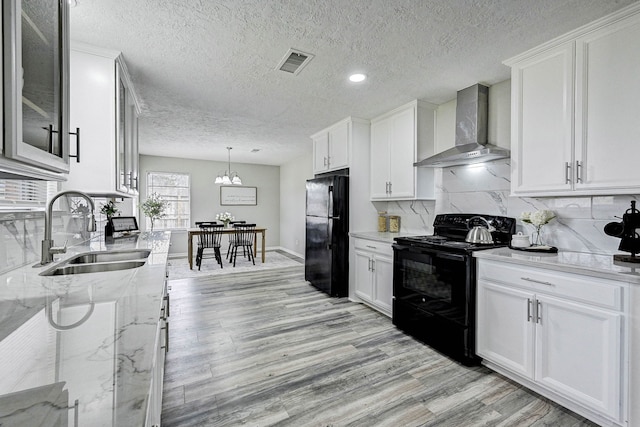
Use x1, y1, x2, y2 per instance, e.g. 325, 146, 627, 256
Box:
392, 243, 473, 327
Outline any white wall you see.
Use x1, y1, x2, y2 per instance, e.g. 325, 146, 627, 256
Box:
139, 155, 280, 255
279, 151, 313, 258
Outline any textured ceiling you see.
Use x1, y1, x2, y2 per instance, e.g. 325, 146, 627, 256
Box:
69, 0, 639, 166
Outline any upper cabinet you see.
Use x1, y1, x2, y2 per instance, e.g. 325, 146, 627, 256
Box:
1, 0, 71, 180
506, 4, 640, 196
311, 117, 366, 174
370, 100, 436, 200
62, 42, 140, 196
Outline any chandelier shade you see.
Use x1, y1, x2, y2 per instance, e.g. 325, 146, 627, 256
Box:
215, 147, 243, 185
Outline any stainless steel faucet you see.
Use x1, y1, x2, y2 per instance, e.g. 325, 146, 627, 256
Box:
41, 190, 97, 265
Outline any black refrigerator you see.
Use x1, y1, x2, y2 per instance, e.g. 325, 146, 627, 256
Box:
305, 175, 349, 297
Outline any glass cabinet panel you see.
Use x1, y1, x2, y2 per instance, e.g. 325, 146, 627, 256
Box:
116, 64, 127, 193
2, 0, 70, 174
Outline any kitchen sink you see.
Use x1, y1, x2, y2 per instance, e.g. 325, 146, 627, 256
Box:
65, 249, 151, 264
40, 260, 146, 276
39, 249, 151, 276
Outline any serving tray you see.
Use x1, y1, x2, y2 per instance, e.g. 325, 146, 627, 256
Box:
509, 245, 558, 253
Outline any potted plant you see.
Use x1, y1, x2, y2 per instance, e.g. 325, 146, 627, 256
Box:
141, 193, 167, 231
520, 209, 556, 246
100, 200, 120, 237
70, 199, 91, 239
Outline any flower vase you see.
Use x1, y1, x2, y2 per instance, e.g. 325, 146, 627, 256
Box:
223, 221, 231, 229
105, 219, 113, 238
533, 227, 544, 246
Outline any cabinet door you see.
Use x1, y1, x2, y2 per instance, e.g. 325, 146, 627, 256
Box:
372, 253, 393, 315
115, 63, 129, 193
370, 118, 391, 199
510, 43, 574, 195
312, 132, 329, 173
476, 280, 535, 379
66, 48, 116, 192
3, 0, 70, 174
535, 294, 622, 421
328, 121, 349, 170
574, 14, 640, 192
388, 106, 416, 199
130, 110, 139, 193
354, 249, 373, 302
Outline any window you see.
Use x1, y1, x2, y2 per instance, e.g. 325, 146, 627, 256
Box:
146, 172, 190, 229
0, 180, 58, 210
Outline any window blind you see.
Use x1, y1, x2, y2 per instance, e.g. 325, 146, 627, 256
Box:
0, 180, 58, 209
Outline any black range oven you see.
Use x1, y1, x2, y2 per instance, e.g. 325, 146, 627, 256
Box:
392, 214, 515, 366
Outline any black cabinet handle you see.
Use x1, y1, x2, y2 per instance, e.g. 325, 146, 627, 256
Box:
69, 127, 81, 163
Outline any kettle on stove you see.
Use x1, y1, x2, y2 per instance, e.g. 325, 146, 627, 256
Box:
465, 216, 495, 244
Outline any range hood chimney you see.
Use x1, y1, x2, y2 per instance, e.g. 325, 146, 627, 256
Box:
414, 84, 510, 168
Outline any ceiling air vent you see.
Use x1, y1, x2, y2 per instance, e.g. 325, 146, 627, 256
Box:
277, 48, 314, 75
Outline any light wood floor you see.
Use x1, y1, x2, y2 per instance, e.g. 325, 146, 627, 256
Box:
161, 265, 597, 427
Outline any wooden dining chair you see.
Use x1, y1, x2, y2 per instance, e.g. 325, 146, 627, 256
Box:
195, 223, 225, 270
229, 223, 256, 267
195, 221, 217, 227
226, 220, 246, 260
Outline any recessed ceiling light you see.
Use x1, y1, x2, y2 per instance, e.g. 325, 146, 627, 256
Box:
349, 73, 366, 83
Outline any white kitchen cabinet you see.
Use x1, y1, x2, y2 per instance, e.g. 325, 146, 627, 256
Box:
476, 259, 626, 426
369, 100, 436, 200
476, 281, 534, 379
145, 280, 169, 427
1, 0, 71, 180
353, 237, 393, 316
311, 117, 366, 174
506, 5, 640, 196
62, 42, 140, 196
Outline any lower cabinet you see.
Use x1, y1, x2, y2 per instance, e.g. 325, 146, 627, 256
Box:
476, 259, 626, 426
353, 238, 393, 316
145, 281, 169, 427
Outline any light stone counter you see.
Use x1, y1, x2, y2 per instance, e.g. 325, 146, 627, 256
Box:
0, 231, 171, 426
349, 231, 415, 244
473, 247, 640, 285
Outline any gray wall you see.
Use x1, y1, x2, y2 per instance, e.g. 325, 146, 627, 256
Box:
139, 155, 280, 256
279, 151, 313, 258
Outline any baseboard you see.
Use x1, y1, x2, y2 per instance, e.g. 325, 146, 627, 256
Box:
275, 246, 305, 259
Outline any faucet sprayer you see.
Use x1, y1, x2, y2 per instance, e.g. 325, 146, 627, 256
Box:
41, 190, 97, 265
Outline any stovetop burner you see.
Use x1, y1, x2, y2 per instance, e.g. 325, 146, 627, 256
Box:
394, 213, 516, 253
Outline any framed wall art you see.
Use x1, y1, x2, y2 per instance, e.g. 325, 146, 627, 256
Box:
220, 186, 257, 206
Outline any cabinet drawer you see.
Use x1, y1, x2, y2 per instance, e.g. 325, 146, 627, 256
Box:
478, 260, 624, 311
353, 238, 392, 256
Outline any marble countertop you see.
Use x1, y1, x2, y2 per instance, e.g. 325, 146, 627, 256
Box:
474, 247, 640, 285
0, 231, 171, 426
350, 230, 415, 244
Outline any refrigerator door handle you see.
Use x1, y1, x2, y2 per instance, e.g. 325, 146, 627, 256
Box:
328, 185, 334, 218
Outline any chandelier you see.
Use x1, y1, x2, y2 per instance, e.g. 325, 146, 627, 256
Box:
215, 147, 243, 185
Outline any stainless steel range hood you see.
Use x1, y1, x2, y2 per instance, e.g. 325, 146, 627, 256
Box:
414, 84, 510, 168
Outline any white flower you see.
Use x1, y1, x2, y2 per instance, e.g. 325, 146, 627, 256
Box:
215, 212, 234, 222
520, 210, 555, 227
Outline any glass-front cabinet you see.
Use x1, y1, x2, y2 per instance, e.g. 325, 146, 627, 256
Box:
2, 0, 71, 179
115, 62, 139, 195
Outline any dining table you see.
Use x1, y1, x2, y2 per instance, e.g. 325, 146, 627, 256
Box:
187, 227, 267, 269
